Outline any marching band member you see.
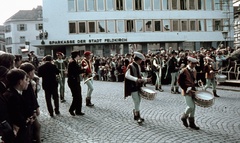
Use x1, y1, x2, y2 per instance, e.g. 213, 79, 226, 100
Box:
124, 52, 151, 125
152, 52, 164, 92
178, 56, 200, 130
203, 56, 220, 97
54, 52, 68, 103
81, 51, 94, 107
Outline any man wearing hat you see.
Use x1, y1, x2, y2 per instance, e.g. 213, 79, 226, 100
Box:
166, 51, 181, 94
178, 56, 200, 130
67, 50, 86, 116
54, 52, 68, 103
81, 51, 94, 107
203, 56, 220, 97
124, 52, 151, 125
151, 51, 164, 92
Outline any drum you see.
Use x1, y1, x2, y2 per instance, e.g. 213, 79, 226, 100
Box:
194, 91, 214, 108
140, 87, 157, 100
215, 74, 227, 82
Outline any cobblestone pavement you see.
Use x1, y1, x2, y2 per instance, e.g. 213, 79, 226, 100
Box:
37, 80, 240, 143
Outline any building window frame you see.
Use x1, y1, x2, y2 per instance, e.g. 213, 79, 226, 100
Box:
79, 21, 86, 33
17, 24, 27, 31
126, 20, 135, 32
116, 0, 124, 10
69, 22, 77, 34
154, 20, 161, 32
97, 21, 106, 33
88, 21, 96, 33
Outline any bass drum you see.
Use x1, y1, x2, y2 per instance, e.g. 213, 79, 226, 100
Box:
215, 74, 227, 83
194, 90, 214, 108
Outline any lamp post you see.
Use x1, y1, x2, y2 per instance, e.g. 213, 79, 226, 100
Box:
222, 31, 228, 48
39, 30, 48, 45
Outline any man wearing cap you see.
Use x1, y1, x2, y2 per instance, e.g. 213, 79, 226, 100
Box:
178, 56, 200, 130
81, 51, 94, 107
67, 50, 86, 116
166, 51, 181, 94
124, 52, 151, 124
203, 56, 220, 97
151, 51, 164, 92
54, 52, 68, 103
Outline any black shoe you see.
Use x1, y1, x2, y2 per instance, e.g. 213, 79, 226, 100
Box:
214, 94, 220, 97
76, 112, 85, 116
50, 113, 54, 117
55, 111, 60, 115
61, 99, 66, 103
176, 91, 181, 94
69, 110, 75, 116
158, 89, 164, 92
86, 103, 94, 107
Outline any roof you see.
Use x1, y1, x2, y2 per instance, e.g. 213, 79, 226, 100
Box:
4, 6, 42, 23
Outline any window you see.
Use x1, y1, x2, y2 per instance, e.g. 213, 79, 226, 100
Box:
181, 20, 188, 31
79, 22, 86, 33
198, 19, 205, 31
18, 24, 27, 31
180, 0, 187, 10
162, 0, 169, 10
107, 20, 115, 33
87, 0, 95, 11
116, 0, 123, 10
190, 21, 196, 31
172, 0, 178, 10
214, 20, 222, 31
78, 0, 85, 11
98, 0, 104, 11
88, 21, 96, 33
98, 21, 106, 32
20, 36, 25, 44
5, 25, 11, 33
189, 0, 196, 10
126, 20, 134, 32
126, 0, 133, 10
163, 19, 170, 31
135, 0, 142, 10
197, 0, 204, 10
145, 20, 152, 31
69, 22, 76, 33
206, 19, 213, 31
136, 20, 143, 32
5, 37, 12, 45
153, 0, 160, 10
154, 20, 161, 31
68, 0, 76, 11
117, 20, 124, 33
36, 23, 43, 30
214, 0, 222, 10
206, 0, 213, 10
106, 0, 114, 11
173, 20, 179, 31
144, 0, 151, 10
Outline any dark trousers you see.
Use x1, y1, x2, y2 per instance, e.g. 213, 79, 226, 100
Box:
14, 124, 32, 143
68, 81, 82, 113
44, 88, 59, 115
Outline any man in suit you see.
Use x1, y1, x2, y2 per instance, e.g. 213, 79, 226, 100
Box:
67, 50, 86, 116
38, 55, 60, 117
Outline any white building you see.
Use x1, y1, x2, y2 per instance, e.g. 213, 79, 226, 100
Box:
31, 0, 234, 57
4, 6, 44, 58
0, 26, 5, 52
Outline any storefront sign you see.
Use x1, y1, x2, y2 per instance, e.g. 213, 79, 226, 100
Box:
49, 38, 127, 45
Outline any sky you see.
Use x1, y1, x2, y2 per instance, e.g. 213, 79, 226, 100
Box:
0, 0, 42, 25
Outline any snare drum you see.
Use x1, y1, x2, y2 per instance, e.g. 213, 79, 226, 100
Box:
139, 87, 156, 100
194, 91, 214, 108
215, 74, 227, 83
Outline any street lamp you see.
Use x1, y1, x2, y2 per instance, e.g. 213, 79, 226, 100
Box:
222, 31, 228, 48
39, 30, 48, 45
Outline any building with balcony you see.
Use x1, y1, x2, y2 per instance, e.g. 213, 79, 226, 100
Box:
31, 0, 234, 57
4, 6, 44, 58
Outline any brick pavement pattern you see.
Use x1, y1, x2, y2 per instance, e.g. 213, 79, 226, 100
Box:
37, 80, 240, 143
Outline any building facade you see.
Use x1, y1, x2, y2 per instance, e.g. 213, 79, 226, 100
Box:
0, 26, 5, 52
31, 0, 234, 57
4, 6, 44, 58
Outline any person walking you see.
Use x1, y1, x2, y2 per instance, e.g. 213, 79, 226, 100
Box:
178, 56, 200, 130
38, 55, 60, 117
152, 52, 164, 92
67, 50, 86, 116
54, 52, 68, 103
124, 52, 151, 125
81, 51, 94, 107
